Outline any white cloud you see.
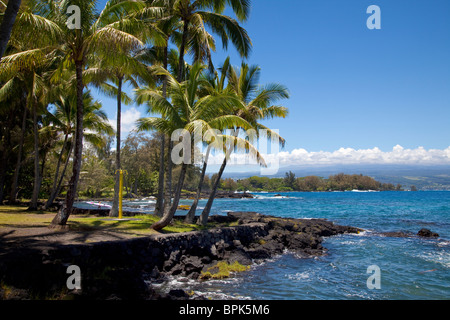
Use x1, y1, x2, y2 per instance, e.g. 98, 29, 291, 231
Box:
203, 145, 450, 167
109, 107, 142, 136
276, 145, 450, 166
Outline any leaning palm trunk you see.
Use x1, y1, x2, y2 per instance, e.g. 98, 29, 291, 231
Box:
198, 155, 228, 225
45, 133, 69, 209
29, 101, 40, 210
198, 130, 239, 225
110, 77, 123, 217
49, 142, 73, 209
0, 0, 22, 59
9, 105, 27, 204
152, 163, 187, 231
51, 61, 84, 227
185, 145, 211, 224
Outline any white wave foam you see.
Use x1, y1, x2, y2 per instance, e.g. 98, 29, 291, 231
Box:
254, 195, 302, 200
437, 240, 450, 247
287, 271, 312, 281
415, 251, 450, 268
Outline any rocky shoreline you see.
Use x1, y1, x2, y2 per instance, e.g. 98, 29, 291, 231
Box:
0, 211, 364, 300
1, 209, 439, 300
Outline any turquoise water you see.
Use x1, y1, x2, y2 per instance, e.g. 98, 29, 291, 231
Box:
78, 191, 450, 300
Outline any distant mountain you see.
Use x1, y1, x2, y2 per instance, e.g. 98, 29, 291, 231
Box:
221, 164, 450, 190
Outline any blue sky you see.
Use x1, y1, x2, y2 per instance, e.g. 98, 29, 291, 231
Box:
92, 0, 450, 168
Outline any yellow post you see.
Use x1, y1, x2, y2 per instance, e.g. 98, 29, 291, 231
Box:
118, 169, 123, 220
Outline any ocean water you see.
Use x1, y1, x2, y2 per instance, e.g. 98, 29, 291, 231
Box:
77, 191, 450, 300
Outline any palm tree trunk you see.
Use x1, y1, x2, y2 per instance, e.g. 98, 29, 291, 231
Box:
0, 164, 6, 203
110, 76, 123, 217
51, 60, 84, 227
52, 141, 74, 205
0, 153, 7, 203
154, 46, 169, 217
163, 138, 173, 213
177, 20, 189, 82
154, 133, 165, 217
29, 100, 40, 210
0, 0, 22, 60
185, 144, 211, 224
9, 105, 27, 204
198, 130, 239, 225
152, 163, 187, 231
198, 156, 227, 225
44, 132, 68, 210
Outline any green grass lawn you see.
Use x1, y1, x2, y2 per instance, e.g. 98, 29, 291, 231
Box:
0, 205, 209, 237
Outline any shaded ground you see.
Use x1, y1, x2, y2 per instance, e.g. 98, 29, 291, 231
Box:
0, 205, 196, 253
0, 205, 240, 253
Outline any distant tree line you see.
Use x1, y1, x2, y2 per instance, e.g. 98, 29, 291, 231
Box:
211, 171, 404, 192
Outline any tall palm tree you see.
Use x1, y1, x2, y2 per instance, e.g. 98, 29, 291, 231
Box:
184, 57, 234, 223
136, 62, 254, 230
148, 0, 178, 217
139, 0, 249, 216
86, 0, 165, 217
198, 61, 290, 225
169, 0, 252, 81
47, 0, 146, 227
87, 49, 155, 217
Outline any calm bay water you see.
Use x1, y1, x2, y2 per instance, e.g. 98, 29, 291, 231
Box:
78, 191, 450, 300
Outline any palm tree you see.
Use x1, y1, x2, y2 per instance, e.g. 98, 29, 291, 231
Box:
184, 58, 233, 223
148, 0, 178, 217
85, 0, 165, 217
47, 0, 146, 227
87, 50, 156, 217
198, 61, 289, 225
136, 62, 253, 230
169, 0, 252, 81
138, 0, 250, 216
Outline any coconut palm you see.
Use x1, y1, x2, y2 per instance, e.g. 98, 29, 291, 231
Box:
168, 0, 252, 81
87, 49, 157, 217
139, 0, 249, 216
83, 0, 165, 217
46, 0, 147, 227
148, 0, 179, 217
136, 62, 257, 230
184, 57, 234, 223
198, 61, 290, 225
